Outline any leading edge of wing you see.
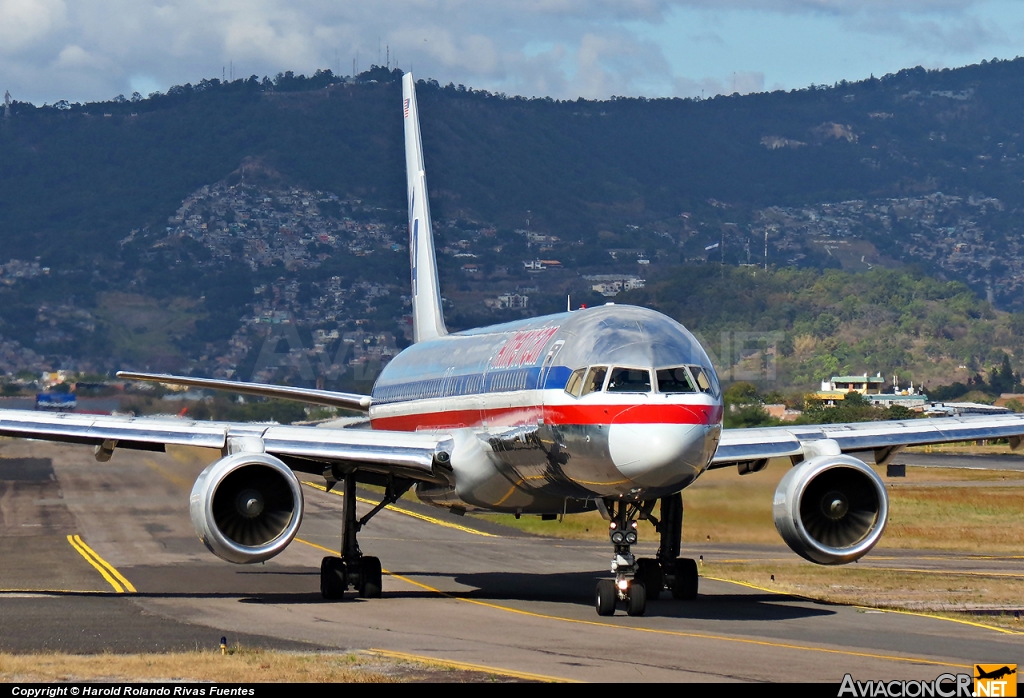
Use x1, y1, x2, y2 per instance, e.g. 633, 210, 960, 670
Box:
0, 409, 451, 480
712, 413, 1024, 466
116, 371, 372, 412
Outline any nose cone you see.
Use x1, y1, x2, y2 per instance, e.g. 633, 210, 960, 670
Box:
608, 406, 710, 489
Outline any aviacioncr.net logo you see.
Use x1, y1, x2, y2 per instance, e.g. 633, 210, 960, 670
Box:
974, 665, 1017, 698
838, 673, 973, 697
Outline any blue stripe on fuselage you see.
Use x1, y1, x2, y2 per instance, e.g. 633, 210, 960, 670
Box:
371, 365, 572, 405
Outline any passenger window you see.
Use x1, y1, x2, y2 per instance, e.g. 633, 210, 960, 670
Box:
656, 367, 696, 393
607, 367, 652, 393
580, 366, 607, 396
565, 368, 586, 397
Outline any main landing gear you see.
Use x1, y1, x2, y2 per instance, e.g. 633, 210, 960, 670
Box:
320, 472, 411, 601
594, 493, 699, 617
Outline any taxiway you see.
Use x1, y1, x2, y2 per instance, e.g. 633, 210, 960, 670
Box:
1, 440, 1020, 682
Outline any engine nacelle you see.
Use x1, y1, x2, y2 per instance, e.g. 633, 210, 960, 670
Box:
773, 455, 888, 565
189, 452, 304, 564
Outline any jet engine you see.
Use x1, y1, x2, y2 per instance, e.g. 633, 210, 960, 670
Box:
189, 452, 304, 564
772, 455, 888, 565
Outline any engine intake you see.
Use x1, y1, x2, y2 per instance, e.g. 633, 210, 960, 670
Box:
773, 455, 888, 565
190, 453, 304, 564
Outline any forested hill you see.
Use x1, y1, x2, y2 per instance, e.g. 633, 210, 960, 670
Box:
4, 60, 1024, 269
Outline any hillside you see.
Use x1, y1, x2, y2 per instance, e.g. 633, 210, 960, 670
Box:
3, 62, 1024, 388
623, 265, 1023, 394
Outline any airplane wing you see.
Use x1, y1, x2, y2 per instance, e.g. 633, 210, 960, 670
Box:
712, 413, 1024, 470
116, 371, 372, 412
0, 409, 451, 484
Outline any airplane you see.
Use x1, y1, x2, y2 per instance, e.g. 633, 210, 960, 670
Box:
975, 666, 1016, 681
4, 72, 1024, 617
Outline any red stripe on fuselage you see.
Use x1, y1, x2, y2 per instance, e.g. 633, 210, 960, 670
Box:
369, 402, 722, 431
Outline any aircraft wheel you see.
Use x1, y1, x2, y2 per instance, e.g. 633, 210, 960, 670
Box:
626, 581, 647, 617
671, 557, 699, 600
595, 579, 617, 616
635, 558, 663, 600
320, 556, 347, 600
358, 556, 383, 598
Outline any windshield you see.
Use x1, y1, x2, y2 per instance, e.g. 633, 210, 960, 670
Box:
656, 367, 696, 393
565, 368, 585, 397
688, 365, 720, 397
581, 366, 607, 396
607, 367, 652, 393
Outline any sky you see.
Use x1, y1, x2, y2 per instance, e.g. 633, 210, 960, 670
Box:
3, 0, 1024, 105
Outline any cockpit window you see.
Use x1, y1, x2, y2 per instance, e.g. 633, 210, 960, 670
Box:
565, 368, 586, 397
580, 366, 607, 396
607, 367, 652, 393
656, 367, 696, 393
688, 365, 720, 397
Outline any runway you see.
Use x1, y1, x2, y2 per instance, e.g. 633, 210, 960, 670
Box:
1, 440, 1021, 683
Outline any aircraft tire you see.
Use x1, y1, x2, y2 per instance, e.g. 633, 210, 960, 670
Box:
595, 579, 617, 616
670, 557, 699, 600
320, 556, 347, 600
626, 581, 647, 617
635, 558, 663, 600
358, 556, 383, 598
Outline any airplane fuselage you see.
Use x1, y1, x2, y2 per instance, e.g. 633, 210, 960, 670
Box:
368, 304, 724, 513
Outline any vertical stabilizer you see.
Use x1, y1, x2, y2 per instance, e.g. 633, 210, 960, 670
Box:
403, 73, 447, 343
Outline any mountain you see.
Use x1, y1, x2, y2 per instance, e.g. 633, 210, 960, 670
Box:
3, 62, 1024, 388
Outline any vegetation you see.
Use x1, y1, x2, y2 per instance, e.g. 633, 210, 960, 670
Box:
184, 397, 308, 424
9, 60, 1024, 261
7, 62, 1024, 395
0, 648, 491, 682
625, 265, 1024, 395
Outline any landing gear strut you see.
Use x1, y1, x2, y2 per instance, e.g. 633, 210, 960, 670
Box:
595, 499, 649, 617
594, 493, 699, 617
320, 473, 410, 600
642, 493, 699, 600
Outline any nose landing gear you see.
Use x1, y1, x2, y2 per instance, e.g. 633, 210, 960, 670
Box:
594, 493, 699, 616
595, 500, 647, 616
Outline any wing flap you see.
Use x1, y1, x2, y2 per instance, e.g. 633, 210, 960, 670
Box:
0, 409, 228, 450
0, 409, 452, 483
262, 425, 452, 474
714, 414, 1024, 466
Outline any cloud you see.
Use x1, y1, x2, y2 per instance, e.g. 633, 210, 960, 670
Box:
845, 10, 1009, 55
0, 0, 67, 53
0, 0, 1017, 105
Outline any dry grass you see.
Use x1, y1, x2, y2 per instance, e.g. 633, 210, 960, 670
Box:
0, 648, 402, 682
474, 465, 1024, 552
701, 561, 1024, 630
470, 464, 1024, 627
906, 442, 1024, 455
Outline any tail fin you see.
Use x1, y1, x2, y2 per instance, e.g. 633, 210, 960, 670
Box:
403, 72, 447, 343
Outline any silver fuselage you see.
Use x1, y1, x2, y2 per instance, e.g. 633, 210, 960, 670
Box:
368, 304, 724, 513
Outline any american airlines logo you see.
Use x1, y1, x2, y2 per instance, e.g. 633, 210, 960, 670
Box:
489, 327, 559, 369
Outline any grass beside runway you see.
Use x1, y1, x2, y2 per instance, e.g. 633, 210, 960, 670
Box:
469, 464, 1024, 551
699, 562, 1024, 631
0, 648, 537, 682
468, 464, 1024, 629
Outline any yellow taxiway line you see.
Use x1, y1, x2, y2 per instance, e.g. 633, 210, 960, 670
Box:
366, 648, 578, 683
301, 481, 496, 537
294, 538, 970, 670
701, 575, 1023, 637
66, 534, 136, 593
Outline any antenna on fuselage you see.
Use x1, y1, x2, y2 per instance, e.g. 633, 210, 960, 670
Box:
402, 72, 448, 343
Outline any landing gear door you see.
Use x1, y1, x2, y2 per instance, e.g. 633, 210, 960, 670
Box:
539, 340, 565, 391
